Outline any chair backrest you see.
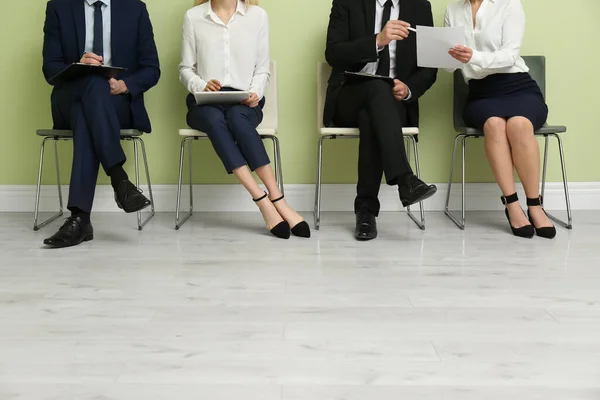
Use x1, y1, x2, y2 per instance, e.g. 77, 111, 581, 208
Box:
453, 55, 546, 130
259, 60, 278, 130
317, 61, 332, 130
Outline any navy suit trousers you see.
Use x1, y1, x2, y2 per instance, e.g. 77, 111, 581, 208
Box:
51, 75, 132, 213
185, 92, 269, 174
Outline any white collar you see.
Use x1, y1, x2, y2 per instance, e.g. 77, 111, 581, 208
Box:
85, 0, 110, 7
377, 0, 400, 7
205, 0, 247, 19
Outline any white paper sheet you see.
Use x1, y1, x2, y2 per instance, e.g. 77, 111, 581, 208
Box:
416, 26, 466, 69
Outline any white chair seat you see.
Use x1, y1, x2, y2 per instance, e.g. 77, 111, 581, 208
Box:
37, 129, 143, 137
320, 127, 419, 136
179, 128, 277, 137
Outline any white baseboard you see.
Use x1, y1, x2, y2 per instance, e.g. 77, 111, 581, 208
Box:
1, 182, 599, 213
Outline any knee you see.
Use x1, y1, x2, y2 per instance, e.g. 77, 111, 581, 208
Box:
483, 117, 507, 142
365, 80, 394, 99
226, 107, 255, 134
187, 107, 225, 132
506, 117, 534, 143
83, 75, 110, 94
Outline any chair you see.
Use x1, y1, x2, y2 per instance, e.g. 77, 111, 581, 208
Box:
33, 129, 155, 231
175, 61, 283, 230
313, 61, 425, 230
444, 55, 572, 230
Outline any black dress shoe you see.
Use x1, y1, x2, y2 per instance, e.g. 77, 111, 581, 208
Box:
43, 217, 94, 248
114, 180, 151, 213
398, 175, 438, 207
355, 212, 377, 241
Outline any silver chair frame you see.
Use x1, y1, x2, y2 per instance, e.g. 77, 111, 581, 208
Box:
313, 133, 425, 231
33, 134, 155, 231
175, 134, 284, 230
444, 132, 572, 230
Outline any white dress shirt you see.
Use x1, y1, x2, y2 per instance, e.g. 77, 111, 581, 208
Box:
360, 0, 411, 100
445, 0, 529, 82
179, 0, 271, 99
84, 0, 112, 66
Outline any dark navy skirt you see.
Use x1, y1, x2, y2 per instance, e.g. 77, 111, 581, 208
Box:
463, 72, 548, 131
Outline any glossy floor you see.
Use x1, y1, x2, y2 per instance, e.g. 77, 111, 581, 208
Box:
1, 211, 599, 399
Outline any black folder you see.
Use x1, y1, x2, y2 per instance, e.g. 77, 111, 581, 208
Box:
343, 71, 394, 86
49, 63, 126, 85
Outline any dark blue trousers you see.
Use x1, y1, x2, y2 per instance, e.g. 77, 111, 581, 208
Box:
186, 93, 269, 173
51, 75, 132, 213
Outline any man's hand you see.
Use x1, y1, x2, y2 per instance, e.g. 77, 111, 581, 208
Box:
80, 52, 103, 65
109, 78, 128, 96
204, 79, 222, 92
393, 79, 409, 101
448, 45, 473, 64
241, 93, 260, 108
376, 20, 411, 48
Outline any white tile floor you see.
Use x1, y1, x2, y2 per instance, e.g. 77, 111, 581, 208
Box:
1, 211, 599, 399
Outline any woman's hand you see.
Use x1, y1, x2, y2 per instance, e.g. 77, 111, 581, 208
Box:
241, 93, 260, 108
449, 45, 473, 64
204, 79, 222, 92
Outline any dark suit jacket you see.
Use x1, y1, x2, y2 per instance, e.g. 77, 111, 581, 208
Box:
324, 0, 437, 127
42, 0, 161, 133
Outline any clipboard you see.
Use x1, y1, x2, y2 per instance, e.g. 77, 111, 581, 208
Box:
193, 91, 252, 106
49, 63, 127, 85
343, 71, 394, 86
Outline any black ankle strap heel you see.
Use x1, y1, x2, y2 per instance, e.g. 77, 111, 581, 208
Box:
253, 192, 290, 239
270, 195, 311, 238
526, 196, 556, 239
501, 193, 534, 239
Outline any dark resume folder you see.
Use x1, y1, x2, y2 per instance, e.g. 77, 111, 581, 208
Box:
343, 71, 394, 86
49, 63, 126, 85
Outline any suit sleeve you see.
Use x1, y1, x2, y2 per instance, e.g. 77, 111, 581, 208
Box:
122, 3, 161, 98
325, 0, 379, 68
42, 1, 70, 84
404, 1, 437, 102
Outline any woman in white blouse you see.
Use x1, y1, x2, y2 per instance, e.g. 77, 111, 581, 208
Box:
179, 0, 309, 239
445, 0, 555, 239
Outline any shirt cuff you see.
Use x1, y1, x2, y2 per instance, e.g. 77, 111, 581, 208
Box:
404, 88, 413, 101
469, 50, 483, 68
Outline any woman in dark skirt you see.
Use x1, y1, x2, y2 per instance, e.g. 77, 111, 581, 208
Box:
445, 0, 555, 239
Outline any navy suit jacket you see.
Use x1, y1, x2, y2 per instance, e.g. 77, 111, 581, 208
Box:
42, 0, 160, 133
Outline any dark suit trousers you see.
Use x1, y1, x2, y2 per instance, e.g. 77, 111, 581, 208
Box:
333, 80, 412, 216
185, 93, 269, 174
51, 75, 131, 213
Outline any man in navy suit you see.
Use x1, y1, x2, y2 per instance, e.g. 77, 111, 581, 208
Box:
41, 0, 160, 248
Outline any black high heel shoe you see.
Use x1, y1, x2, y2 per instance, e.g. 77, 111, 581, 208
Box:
501, 193, 535, 238
253, 192, 290, 239
527, 196, 557, 239
271, 195, 311, 238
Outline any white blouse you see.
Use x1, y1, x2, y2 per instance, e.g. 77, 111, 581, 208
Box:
444, 0, 529, 82
179, 1, 271, 99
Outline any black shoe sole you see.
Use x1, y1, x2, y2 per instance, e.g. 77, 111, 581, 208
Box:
355, 232, 378, 241
401, 186, 438, 208
117, 199, 152, 214
43, 234, 94, 249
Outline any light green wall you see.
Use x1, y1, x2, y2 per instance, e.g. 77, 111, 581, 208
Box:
1, 0, 599, 185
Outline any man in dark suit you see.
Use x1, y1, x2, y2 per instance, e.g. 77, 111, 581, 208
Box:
325, 0, 437, 241
41, 0, 160, 248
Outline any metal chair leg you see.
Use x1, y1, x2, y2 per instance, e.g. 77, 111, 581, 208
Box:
132, 138, 143, 230
544, 133, 573, 229
175, 137, 194, 230
445, 134, 467, 230
314, 135, 327, 230
134, 137, 155, 231
406, 135, 425, 230
273, 135, 285, 196
34, 137, 63, 231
